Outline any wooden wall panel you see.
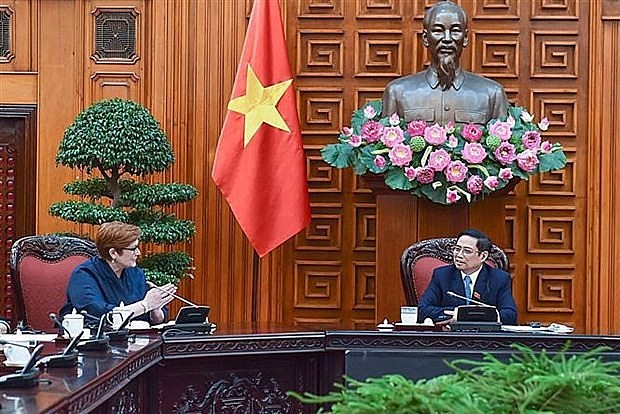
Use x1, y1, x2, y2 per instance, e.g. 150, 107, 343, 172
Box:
587, 0, 620, 334
283, 0, 590, 330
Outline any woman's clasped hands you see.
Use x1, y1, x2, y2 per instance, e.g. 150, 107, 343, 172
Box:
144, 283, 177, 312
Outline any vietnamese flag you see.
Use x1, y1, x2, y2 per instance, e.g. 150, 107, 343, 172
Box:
211, 0, 311, 257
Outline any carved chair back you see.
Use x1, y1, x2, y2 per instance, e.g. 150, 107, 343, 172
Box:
400, 237, 509, 306
10, 235, 98, 331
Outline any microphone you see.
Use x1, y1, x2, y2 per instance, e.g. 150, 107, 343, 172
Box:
106, 311, 134, 342
80, 310, 101, 324
0, 344, 45, 388
446, 291, 495, 307
39, 331, 84, 368
147, 281, 199, 307
49, 313, 72, 338
76, 312, 109, 352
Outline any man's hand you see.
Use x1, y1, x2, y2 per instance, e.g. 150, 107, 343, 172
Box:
435, 309, 456, 326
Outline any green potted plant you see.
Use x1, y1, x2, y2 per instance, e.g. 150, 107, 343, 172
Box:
50, 98, 198, 285
290, 344, 620, 413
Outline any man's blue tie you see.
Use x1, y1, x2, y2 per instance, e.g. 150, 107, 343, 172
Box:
464, 275, 472, 305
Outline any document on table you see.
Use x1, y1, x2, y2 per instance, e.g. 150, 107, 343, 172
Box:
501, 323, 574, 334
0, 333, 58, 343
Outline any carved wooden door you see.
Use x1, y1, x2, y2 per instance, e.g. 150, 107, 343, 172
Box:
0, 106, 37, 323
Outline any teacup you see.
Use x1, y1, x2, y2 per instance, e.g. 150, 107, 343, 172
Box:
62, 310, 85, 339
3, 344, 31, 365
400, 306, 419, 324
106, 306, 133, 330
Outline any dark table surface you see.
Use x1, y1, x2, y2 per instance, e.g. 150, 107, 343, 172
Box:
0, 335, 161, 414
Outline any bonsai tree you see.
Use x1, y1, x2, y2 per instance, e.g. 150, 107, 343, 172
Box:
49, 98, 198, 285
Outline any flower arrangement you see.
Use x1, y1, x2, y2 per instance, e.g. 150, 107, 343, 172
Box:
321, 101, 567, 205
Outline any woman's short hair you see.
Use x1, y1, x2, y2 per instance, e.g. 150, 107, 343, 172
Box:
96, 221, 142, 260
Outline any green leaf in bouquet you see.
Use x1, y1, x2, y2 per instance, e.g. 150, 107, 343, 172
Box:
512, 167, 531, 180
507, 105, 524, 121
420, 183, 445, 204
352, 157, 368, 175
359, 146, 386, 173
538, 150, 567, 173
385, 168, 413, 190
351, 100, 382, 128
321, 143, 354, 168
483, 162, 500, 177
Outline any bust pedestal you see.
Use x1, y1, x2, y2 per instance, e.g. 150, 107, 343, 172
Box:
363, 174, 514, 323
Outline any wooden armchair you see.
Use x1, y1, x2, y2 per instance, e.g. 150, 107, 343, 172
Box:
10, 235, 98, 331
400, 237, 509, 306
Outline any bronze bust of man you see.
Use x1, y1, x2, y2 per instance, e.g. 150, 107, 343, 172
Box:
382, 1, 508, 126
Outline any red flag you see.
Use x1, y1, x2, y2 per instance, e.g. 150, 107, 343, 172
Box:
212, 0, 311, 257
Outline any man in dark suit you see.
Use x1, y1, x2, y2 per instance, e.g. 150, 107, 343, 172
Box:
382, 1, 508, 126
418, 229, 517, 325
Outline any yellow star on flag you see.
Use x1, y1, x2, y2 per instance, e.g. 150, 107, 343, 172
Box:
227, 64, 293, 147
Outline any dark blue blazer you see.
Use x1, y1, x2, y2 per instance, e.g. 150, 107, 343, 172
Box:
418, 263, 518, 325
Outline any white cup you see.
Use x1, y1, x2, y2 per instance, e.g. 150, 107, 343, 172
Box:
107, 306, 133, 330
62, 311, 85, 339
3, 344, 31, 365
401, 306, 418, 324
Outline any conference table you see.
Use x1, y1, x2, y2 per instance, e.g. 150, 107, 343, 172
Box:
2, 324, 620, 413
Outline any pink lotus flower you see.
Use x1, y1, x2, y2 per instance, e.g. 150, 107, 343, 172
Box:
404, 167, 417, 180
380, 126, 405, 148
416, 166, 435, 184
446, 189, 461, 204
521, 130, 541, 150
389, 144, 413, 166
488, 120, 512, 141
520, 110, 534, 123
507, 116, 516, 128
374, 155, 386, 168
445, 121, 456, 134
467, 175, 484, 195
538, 117, 549, 131
462, 142, 487, 164
540, 140, 553, 153
445, 161, 468, 183
348, 135, 362, 147
342, 127, 353, 137
462, 123, 483, 142
361, 120, 383, 143
407, 120, 426, 137
389, 113, 400, 126
484, 176, 500, 190
428, 149, 451, 171
424, 123, 447, 145
364, 105, 377, 119
517, 149, 539, 172
447, 134, 459, 148
499, 168, 513, 180
494, 141, 517, 165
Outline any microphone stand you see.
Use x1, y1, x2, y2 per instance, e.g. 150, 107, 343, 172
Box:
446, 291, 495, 307
77, 313, 109, 352
49, 313, 72, 339
0, 344, 45, 388
40, 331, 83, 368
147, 281, 199, 307
106, 311, 134, 342
445, 291, 500, 332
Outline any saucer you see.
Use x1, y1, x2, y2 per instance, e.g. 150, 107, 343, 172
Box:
3, 360, 27, 368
